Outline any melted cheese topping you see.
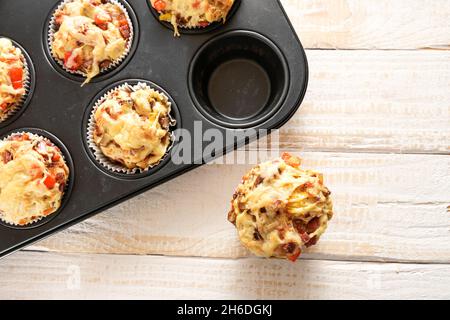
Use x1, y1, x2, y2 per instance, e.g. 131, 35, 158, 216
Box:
228, 153, 334, 262
51, 0, 130, 84
93, 85, 173, 170
0, 38, 26, 117
0, 134, 69, 226
151, 0, 234, 36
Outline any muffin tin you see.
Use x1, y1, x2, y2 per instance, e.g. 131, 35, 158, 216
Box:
0, 0, 308, 258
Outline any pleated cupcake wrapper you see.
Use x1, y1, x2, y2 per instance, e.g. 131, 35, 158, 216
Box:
87, 82, 176, 175
48, 0, 134, 79
0, 132, 70, 227
0, 49, 31, 123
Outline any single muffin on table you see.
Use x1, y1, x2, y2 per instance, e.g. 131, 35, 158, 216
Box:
92, 84, 174, 171
0, 133, 69, 226
51, 0, 132, 84
228, 153, 334, 262
150, 0, 235, 36
0, 38, 26, 122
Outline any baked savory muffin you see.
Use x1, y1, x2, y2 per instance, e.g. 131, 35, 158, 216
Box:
228, 153, 334, 262
51, 0, 132, 84
150, 0, 235, 36
0, 133, 69, 226
0, 38, 26, 121
92, 84, 174, 170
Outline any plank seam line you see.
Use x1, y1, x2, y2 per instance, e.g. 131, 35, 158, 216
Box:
304, 47, 450, 52
18, 249, 450, 266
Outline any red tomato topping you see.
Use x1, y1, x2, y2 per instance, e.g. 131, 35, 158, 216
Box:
42, 208, 54, 216
287, 249, 302, 262
282, 152, 301, 168
9, 67, 23, 89
8, 67, 23, 82
153, 0, 166, 11
52, 152, 61, 162
64, 51, 82, 71
94, 12, 111, 30
198, 21, 210, 27
43, 175, 56, 189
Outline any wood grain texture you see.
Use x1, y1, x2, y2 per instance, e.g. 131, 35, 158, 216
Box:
28, 152, 450, 263
0, 251, 449, 300
2, 1, 450, 300
281, 0, 450, 50
275, 50, 450, 154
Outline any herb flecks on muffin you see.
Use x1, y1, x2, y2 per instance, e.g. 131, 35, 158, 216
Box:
51, 0, 131, 84
228, 153, 334, 262
0, 133, 69, 226
0, 38, 26, 121
151, 0, 235, 36
93, 84, 174, 170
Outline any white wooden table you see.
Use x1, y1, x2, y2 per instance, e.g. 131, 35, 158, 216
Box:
1, 0, 449, 300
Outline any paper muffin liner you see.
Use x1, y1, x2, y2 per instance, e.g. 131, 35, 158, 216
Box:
0, 41, 31, 123
87, 82, 177, 175
0, 131, 71, 227
47, 0, 134, 80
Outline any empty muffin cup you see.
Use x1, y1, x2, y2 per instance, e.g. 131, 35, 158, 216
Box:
188, 30, 289, 128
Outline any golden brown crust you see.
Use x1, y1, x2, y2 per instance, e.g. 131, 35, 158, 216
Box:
51, 0, 131, 84
0, 133, 69, 226
93, 84, 173, 170
228, 153, 334, 262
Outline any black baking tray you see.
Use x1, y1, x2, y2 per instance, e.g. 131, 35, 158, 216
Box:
0, 0, 308, 258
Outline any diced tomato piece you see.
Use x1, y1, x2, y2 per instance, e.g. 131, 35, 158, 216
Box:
8, 67, 23, 82
198, 21, 210, 27
55, 14, 64, 26
52, 152, 61, 162
64, 51, 71, 64
43, 175, 56, 189
153, 0, 166, 11
282, 152, 301, 168
42, 208, 54, 216
287, 250, 301, 262
0, 103, 8, 111
192, 0, 201, 9
64, 51, 82, 71
119, 18, 128, 27
95, 12, 111, 30
12, 81, 23, 89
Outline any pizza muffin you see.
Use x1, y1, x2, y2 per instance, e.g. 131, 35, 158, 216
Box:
92, 84, 174, 171
150, 0, 235, 36
0, 133, 69, 226
51, 0, 132, 84
228, 153, 334, 262
0, 38, 27, 122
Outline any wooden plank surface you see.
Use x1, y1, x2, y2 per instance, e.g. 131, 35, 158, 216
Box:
0, 252, 448, 300
279, 50, 450, 154
28, 152, 450, 263
1, 0, 449, 300
282, 0, 450, 50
